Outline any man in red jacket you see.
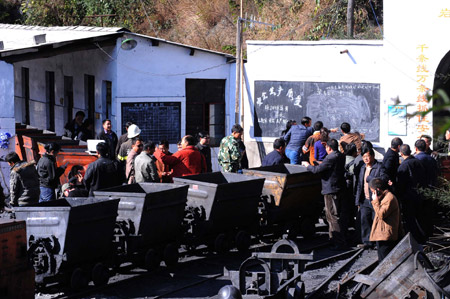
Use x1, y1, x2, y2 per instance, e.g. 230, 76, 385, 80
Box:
154, 135, 206, 177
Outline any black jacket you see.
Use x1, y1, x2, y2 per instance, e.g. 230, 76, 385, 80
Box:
10, 161, 40, 206
97, 130, 118, 160
84, 157, 121, 196
396, 156, 427, 203
415, 152, 438, 187
36, 154, 65, 189
262, 150, 286, 167
355, 160, 388, 205
307, 150, 345, 195
64, 119, 82, 140
196, 142, 212, 172
382, 148, 400, 183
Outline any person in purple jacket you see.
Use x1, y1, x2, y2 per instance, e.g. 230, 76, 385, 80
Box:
314, 127, 330, 163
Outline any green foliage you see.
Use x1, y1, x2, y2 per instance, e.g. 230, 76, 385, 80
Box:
305, 0, 383, 40
222, 44, 236, 56
419, 177, 450, 215
0, 0, 22, 24
21, 0, 153, 31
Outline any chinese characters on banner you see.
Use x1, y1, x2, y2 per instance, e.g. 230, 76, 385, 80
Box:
439, 8, 450, 18
416, 44, 432, 138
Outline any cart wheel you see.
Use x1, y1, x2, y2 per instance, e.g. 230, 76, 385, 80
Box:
92, 263, 110, 286
214, 233, 230, 254
163, 243, 179, 267
144, 249, 161, 271
70, 268, 88, 290
235, 231, 251, 253
300, 217, 316, 240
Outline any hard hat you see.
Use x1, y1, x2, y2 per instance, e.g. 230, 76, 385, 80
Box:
217, 285, 242, 299
127, 124, 141, 138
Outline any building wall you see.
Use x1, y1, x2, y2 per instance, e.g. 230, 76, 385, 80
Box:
0, 61, 16, 195
244, 41, 383, 167
384, 0, 450, 147
13, 45, 117, 136
115, 35, 235, 167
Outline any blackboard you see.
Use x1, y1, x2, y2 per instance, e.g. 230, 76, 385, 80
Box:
254, 81, 380, 142
121, 102, 181, 144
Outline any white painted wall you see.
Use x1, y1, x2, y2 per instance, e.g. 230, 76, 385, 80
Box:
13, 45, 117, 135
115, 35, 235, 170
0, 61, 16, 196
115, 35, 235, 135
244, 41, 383, 167
384, 0, 450, 147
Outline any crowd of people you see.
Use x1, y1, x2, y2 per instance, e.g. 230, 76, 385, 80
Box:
0, 111, 443, 260
260, 117, 438, 260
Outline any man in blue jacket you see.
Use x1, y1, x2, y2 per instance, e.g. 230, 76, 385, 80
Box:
355, 147, 388, 248
283, 116, 313, 164
303, 139, 347, 249
262, 138, 287, 166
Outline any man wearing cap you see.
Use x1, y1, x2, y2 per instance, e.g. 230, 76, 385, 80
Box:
118, 124, 141, 162
97, 119, 118, 160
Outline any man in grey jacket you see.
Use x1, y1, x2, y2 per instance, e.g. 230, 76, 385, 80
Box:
5, 152, 40, 206
135, 141, 159, 183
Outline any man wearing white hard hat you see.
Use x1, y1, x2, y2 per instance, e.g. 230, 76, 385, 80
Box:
118, 124, 141, 162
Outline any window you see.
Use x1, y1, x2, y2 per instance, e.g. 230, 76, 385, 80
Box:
45, 71, 55, 131
64, 76, 73, 122
21, 67, 30, 125
102, 80, 112, 119
84, 74, 95, 122
186, 79, 226, 146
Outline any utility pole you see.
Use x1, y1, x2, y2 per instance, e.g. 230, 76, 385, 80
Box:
234, 0, 243, 125
347, 0, 355, 37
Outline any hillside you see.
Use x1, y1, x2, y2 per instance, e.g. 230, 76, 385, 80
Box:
1, 0, 383, 55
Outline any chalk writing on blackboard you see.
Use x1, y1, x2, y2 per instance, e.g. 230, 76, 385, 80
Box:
253, 81, 380, 142
121, 102, 181, 143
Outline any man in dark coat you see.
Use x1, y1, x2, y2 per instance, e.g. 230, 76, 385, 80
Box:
355, 147, 388, 248
262, 138, 288, 167
5, 152, 40, 206
84, 142, 122, 196
382, 137, 403, 184
303, 139, 347, 249
64, 111, 85, 139
397, 144, 428, 244
196, 131, 212, 173
96, 119, 118, 160
414, 139, 438, 187
283, 117, 313, 164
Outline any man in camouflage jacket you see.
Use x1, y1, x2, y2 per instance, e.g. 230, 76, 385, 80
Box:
218, 124, 244, 172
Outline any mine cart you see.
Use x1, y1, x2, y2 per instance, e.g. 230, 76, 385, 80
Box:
94, 183, 188, 270
173, 172, 265, 253
243, 164, 322, 238
13, 197, 119, 290
354, 233, 450, 298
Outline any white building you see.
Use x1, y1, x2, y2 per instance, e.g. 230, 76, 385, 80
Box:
243, 1, 450, 167
0, 24, 238, 188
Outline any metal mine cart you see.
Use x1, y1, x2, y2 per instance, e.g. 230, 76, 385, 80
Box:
94, 183, 188, 270
243, 164, 323, 239
14, 197, 119, 290
173, 172, 265, 253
